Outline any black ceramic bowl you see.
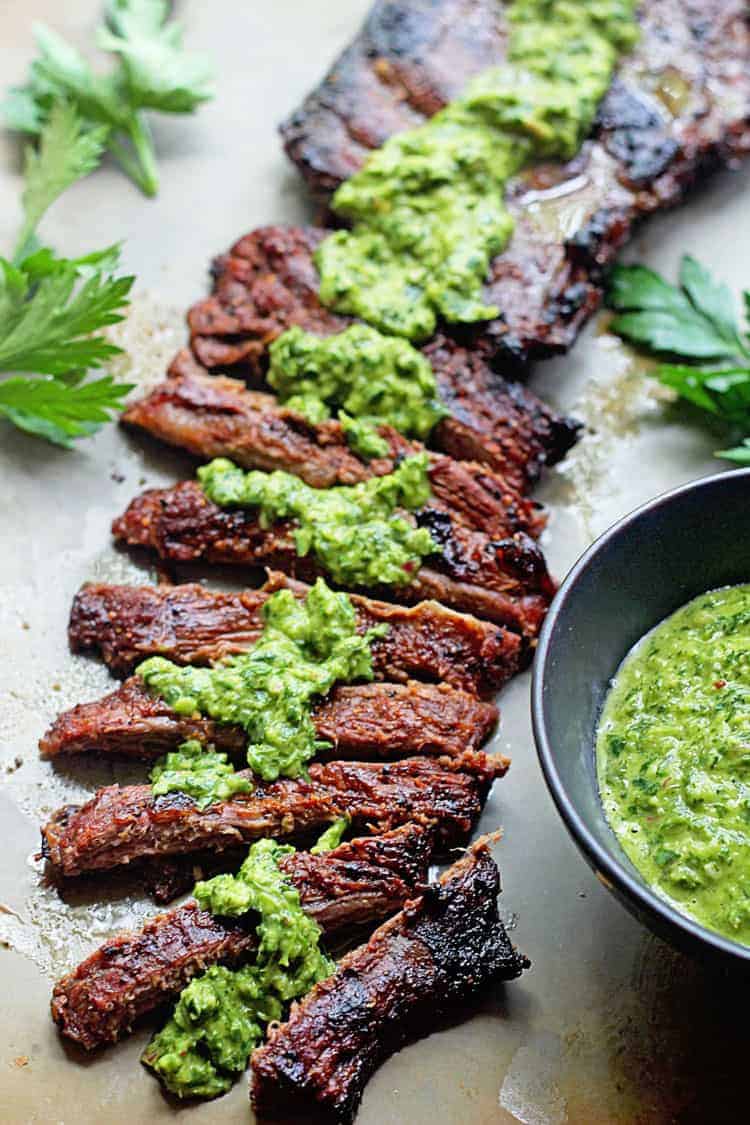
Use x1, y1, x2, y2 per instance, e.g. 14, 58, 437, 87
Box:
532, 467, 750, 966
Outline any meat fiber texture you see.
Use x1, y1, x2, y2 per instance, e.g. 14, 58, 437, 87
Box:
39, 675, 502, 765
126, 340, 580, 496
67, 572, 523, 694
111, 479, 555, 636
40, 757, 504, 877
51, 825, 432, 1051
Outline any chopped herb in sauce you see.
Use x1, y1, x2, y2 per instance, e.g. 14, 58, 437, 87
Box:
316, 0, 639, 339
139, 579, 386, 784
198, 452, 437, 588
142, 838, 333, 1099
597, 584, 750, 945
310, 815, 350, 855
267, 324, 447, 458
149, 739, 252, 808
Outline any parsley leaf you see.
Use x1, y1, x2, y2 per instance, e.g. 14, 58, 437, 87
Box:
0, 374, 133, 448
3, 3, 213, 197
606, 256, 750, 465
0, 253, 134, 376
656, 365, 750, 426
609, 257, 749, 360
717, 438, 750, 464
14, 101, 108, 261
5, 24, 127, 132
0, 107, 134, 448
99, 0, 213, 113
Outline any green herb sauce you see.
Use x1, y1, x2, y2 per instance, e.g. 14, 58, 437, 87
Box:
267, 324, 447, 458
198, 452, 436, 588
597, 585, 750, 945
309, 815, 350, 855
142, 838, 334, 1099
149, 740, 252, 809
315, 0, 639, 340
139, 579, 386, 783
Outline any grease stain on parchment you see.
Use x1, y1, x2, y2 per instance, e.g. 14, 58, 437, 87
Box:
500, 1030, 567, 1125
540, 332, 670, 536
0, 293, 188, 980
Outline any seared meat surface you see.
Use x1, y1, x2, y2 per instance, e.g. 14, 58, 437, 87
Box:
123, 352, 547, 539
51, 825, 432, 1051
251, 836, 528, 1123
276, 0, 750, 365
145, 333, 578, 494
39, 676, 501, 764
68, 572, 522, 693
41, 756, 503, 877
111, 480, 554, 635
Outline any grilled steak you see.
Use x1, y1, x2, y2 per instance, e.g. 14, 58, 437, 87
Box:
39, 676, 501, 764
111, 480, 554, 634
250, 836, 528, 1123
68, 571, 522, 693
123, 350, 549, 537
276, 0, 750, 365
133, 337, 578, 498
51, 824, 432, 1051
41, 756, 501, 877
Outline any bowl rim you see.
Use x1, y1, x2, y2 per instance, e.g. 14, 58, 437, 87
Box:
531, 466, 750, 964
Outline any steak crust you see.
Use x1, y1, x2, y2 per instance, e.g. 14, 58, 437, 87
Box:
123, 350, 547, 538
39, 676, 501, 765
51, 824, 432, 1051
68, 571, 522, 693
111, 480, 554, 635
40, 756, 502, 877
250, 836, 528, 1123
132, 338, 578, 496
276, 0, 750, 365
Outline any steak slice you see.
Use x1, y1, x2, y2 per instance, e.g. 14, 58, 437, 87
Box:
250, 835, 528, 1123
40, 756, 501, 877
111, 480, 554, 635
135, 343, 577, 505
276, 0, 750, 365
39, 676, 501, 765
68, 571, 522, 693
51, 824, 432, 1051
186, 230, 580, 491
123, 351, 546, 540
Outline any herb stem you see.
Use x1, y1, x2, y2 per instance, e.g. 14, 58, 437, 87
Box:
127, 114, 159, 198
108, 117, 159, 198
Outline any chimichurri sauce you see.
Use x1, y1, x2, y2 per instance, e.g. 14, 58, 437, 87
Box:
316, 0, 639, 340
198, 452, 437, 589
142, 837, 334, 1099
597, 585, 750, 945
267, 323, 447, 459
139, 578, 386, 785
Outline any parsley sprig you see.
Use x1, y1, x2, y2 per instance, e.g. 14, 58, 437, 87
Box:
3, 1, 213, 197
607, 256, 750, 463
0, 102, 133, 448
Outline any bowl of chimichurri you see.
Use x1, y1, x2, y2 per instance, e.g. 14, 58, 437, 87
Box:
532, 467, 750, 965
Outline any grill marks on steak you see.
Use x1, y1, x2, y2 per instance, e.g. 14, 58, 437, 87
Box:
185, 229, 580, 490
126, 349, 409, 490
279, 0, 508, 192
51, 824, 432, 1051
250, 836, 528, 1123
68, 573, 522, 693
39, 676, 502, 766
123, 349, 550, 536
40, 757, 500, 877
276, 0, 750, 365
111, 480, 554, 635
